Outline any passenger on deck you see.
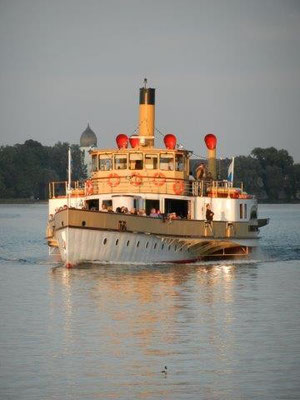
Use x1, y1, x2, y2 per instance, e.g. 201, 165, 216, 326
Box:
206, 204, 214, 223
196, 163, 206, 180
101, 203, 108, 212
150, 208, 159, 217
168, 212, 178, 220
138, 209, 146, 216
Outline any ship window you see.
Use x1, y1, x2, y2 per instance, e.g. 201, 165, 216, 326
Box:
160, 153, 174, 171
81, 221, 86, 227
154, 243, 157, 249
129, 153, 143, 170
137, 241, 140, 247
175, 246, 177, 251
240, 204, 243, 219
168, 245, 171, 251
244, 204, 248, 219
115, 239, 119, 245
146, 242, 149, 248
145, 154, 158, 170
161, 244, 164, 250
175, 154, 184, 171
92, 155, 98, 171
180, 247, 183, 252
99, 154, 112, 171
127, 240, 130, 246
103, 238, 107, 245
114, 154, 127, 170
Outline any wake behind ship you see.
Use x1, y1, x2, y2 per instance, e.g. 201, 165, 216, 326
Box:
46, 80, 269, 267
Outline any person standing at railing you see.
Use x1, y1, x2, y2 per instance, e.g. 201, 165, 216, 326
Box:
206, 204, 214, 223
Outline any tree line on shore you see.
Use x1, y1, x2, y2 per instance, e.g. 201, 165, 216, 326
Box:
0, 140, 299, 202
217, 147, 300, 202
0, 140, 86, 200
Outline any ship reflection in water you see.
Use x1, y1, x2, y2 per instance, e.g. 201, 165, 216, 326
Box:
49, 263, 250, 399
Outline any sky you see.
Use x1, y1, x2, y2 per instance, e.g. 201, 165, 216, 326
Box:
0, 0, 299, 161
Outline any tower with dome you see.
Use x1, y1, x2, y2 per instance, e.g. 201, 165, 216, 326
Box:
80, 124, 97, 176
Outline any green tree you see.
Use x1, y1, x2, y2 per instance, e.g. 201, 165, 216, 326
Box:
251, 147, 294, 201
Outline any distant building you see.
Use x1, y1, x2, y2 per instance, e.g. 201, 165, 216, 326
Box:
80, 124, 97, 176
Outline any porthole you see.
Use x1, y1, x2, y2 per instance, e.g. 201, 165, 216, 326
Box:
154, 243, 157, 249
137, 241, 140, 248
146, 242, 149, 248
81, 221, 86, 227
103, 238, 107, 245
127, 240, 130, 246
115, 239, 119, 245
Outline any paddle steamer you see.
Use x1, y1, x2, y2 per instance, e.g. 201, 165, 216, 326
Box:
46, 81, 268, 267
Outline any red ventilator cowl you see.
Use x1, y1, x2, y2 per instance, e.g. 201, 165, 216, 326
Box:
129, 135, 140, 148
204, 133, 217, 150
116, 134, 129, 149
164, 134, 177, 150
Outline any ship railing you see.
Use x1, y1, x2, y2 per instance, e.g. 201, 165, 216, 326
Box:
48, 178, 246, 199
49, 180, 85, 199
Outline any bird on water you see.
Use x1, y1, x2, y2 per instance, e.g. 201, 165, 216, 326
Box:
161, 366, 167, 375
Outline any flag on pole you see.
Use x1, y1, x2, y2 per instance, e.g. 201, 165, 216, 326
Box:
67, 146, 72, 193
227, 157, 234, 184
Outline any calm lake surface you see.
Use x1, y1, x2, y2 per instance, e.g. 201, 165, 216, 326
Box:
0, 204, 300, 400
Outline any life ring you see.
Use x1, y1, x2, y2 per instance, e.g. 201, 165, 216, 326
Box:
153, 172, 166, 186
173, 180, 185, 195
108, 173, 120, 187
85, 179, 94, 195
130, 173, 143, 186
230, 190, 240, 199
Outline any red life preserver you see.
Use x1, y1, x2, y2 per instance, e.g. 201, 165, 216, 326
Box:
153, 172, 166, 186
173, 180, 185, 195
130, 173, 143, 186
107, 173, 121, 187
230, 190, 239, 199
85, 179, 94, 195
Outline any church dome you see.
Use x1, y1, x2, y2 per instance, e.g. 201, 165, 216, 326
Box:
80, 124, 97, 147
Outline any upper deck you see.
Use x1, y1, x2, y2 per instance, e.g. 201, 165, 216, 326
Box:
87, 147, 191, 196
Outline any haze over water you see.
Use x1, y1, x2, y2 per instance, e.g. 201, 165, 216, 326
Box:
0, 204, 300, 399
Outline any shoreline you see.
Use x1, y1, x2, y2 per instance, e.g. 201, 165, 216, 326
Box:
0, 199, 48, 204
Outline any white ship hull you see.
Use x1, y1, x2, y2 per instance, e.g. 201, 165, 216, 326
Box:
55, 226, 258, 266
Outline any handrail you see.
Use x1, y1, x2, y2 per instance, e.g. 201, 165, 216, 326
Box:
48, 178, 249, 199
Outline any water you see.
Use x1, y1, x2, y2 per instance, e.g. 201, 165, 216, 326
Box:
0, 204, 300, 400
